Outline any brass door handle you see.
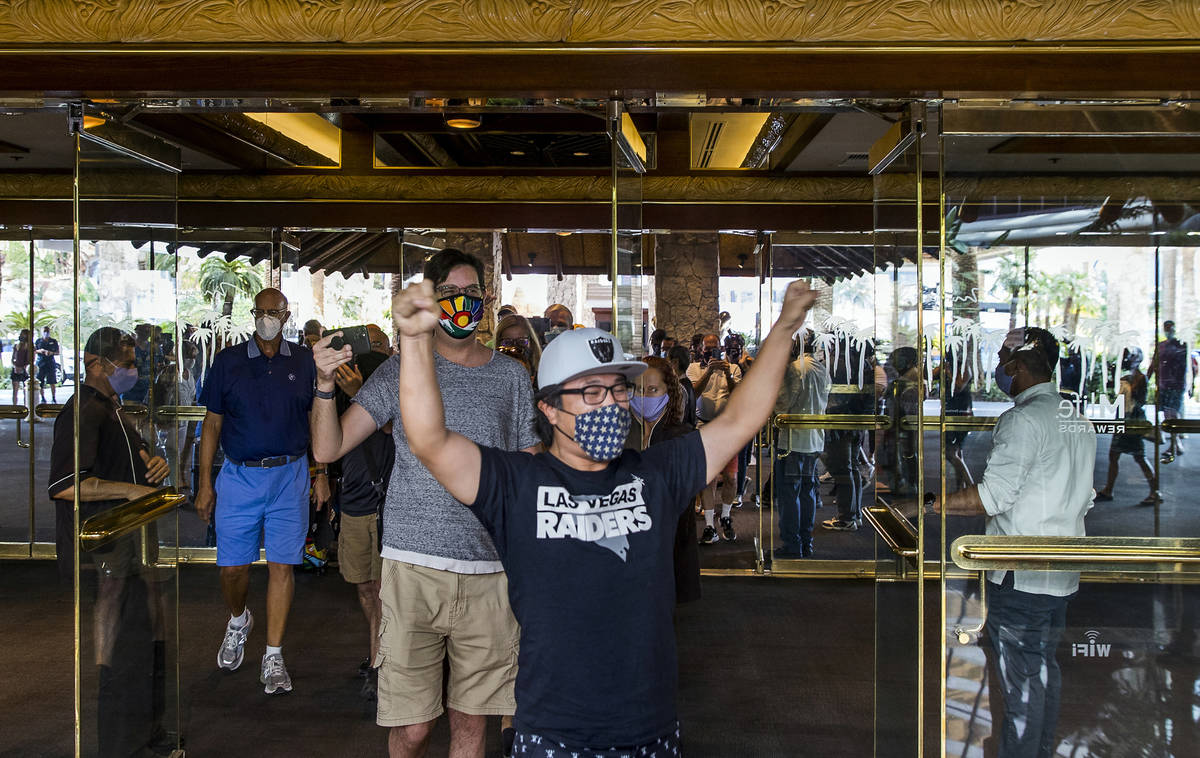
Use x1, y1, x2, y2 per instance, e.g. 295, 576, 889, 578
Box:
79, 487, 186, 552
953, 572, 988, 645
863, 497, 919, 558
950, 535, 1200, 573
1162, 419, 1200, 433
35, 403, 63, 419
900, 416, 999, 431
773, 414, 891, 431
0, 403, 29, 420
154, 405, 207, 422
1, 404, 32, 448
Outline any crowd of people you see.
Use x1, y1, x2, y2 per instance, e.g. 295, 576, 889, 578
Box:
39, 244, 1195, 758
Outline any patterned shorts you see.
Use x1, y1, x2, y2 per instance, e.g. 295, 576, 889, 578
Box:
512, 722, 682, 758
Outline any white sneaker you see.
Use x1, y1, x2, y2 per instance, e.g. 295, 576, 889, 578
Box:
217, 611, 253, 671
260, 652, 293, 695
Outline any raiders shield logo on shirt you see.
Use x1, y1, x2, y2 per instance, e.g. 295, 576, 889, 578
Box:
588, 337, 614, 363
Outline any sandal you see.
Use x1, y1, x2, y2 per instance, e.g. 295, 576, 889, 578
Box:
1094, 491, 1113, 502
1137, 492, 1163, 507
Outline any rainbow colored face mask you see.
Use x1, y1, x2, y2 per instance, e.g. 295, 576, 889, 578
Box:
437, 294, 484, 340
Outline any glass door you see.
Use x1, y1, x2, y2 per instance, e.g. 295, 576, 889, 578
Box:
938, 100, 1200, 757
869, 102, 942, 758
72, 104, 185, 758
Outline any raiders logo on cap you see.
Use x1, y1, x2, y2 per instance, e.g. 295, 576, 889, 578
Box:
588, 336, 614, 363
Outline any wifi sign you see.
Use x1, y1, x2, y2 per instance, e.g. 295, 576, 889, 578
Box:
1071, 629, 1112, 658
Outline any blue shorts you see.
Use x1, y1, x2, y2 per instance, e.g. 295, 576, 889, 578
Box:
214, 457, 309, 566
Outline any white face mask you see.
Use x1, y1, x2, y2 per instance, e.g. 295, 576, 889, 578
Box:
255, 315, 282, 341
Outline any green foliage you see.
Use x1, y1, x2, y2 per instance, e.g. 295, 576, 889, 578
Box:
198, 258, 264, 317
1, 307, 56, 332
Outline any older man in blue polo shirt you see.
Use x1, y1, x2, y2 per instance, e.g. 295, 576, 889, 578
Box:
195, 287, 321, 696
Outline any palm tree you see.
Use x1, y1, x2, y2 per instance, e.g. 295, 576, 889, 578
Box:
198, 258, 264, 318
989, 251, 1027, 331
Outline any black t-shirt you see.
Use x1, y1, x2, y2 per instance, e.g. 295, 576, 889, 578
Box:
339, 433, 394, 517
336, 351, 395, 517
47, 385, 151, 516
471, 431, 707, 747
35, 337, 59, 366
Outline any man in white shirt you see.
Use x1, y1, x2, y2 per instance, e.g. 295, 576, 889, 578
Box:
940, 326, 1095, 758
686, 333, 743, 543
772, 331, 831, 558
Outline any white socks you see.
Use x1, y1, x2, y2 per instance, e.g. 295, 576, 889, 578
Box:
266, 645, 282, 658
230, 609, 249, 628
720, 503, 733, 520
703, 509, 715, 528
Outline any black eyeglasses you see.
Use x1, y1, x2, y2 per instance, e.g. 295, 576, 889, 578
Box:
250, 308, 287, 318
499, 337, 530, 349
560, 381, 633, 406
435, 284, 484, 299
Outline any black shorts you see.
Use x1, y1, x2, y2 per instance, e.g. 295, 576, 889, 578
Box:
11, 369, 28, 382
512, 723, 682, 757
36, 363, 56, 384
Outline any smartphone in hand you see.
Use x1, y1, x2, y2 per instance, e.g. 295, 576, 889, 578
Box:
323, 325, 372, 356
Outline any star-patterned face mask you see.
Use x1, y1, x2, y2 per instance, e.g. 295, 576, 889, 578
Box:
558, 402, 630, 462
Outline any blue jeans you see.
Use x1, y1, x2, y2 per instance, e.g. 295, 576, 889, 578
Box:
825, 430, 863, 522
983, 572, 1071, 758
775, 452, 820, 552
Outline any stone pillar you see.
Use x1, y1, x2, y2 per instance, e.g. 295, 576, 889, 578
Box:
654, 233, 720, 349
546, 276, 579, 323
443, 231, 503, 344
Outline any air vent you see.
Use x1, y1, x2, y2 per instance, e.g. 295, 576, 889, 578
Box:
696, 121, 725, 168
839, 152, 869, 166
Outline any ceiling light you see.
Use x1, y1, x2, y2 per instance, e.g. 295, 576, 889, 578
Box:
556, 231, 573, 237
510, 150, 526, 156
572, 151, 589, 157
446, 115, 481, 129
82, 115, 106, 129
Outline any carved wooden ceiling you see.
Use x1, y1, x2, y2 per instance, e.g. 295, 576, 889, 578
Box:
0, 1, 1196, 277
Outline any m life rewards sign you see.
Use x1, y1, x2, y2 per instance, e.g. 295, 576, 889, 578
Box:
1058, 395, 1124, 434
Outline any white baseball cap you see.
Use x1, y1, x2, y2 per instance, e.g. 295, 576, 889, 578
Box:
537, 327, 647, 388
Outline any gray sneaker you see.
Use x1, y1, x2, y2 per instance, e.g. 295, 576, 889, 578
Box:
217, 611, 253, 671
260, 652, 293, 695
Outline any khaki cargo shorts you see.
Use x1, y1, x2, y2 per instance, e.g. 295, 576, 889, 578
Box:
337, 513, 382, 584
375, 559, 519, 727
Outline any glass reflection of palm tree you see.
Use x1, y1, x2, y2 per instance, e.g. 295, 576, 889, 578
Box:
198, 258, 264, 318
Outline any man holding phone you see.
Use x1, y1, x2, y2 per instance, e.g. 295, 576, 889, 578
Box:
311, 248, 539, 758
687, 333, 742, 543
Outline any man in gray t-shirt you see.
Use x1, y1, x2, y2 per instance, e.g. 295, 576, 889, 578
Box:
312, 248, 538, 758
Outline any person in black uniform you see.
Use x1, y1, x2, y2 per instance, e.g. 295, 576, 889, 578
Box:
329, 325, 395, 699
48, 326, 172, 758
34, 325, 60, 403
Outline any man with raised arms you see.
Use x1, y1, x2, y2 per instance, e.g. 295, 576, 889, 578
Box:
383, 277, 816, 755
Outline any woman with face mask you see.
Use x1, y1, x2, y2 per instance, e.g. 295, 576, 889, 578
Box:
625, 356, 701, 604
494, 313, 543, 386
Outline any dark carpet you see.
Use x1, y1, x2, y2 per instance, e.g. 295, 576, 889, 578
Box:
0, 562, 877, 758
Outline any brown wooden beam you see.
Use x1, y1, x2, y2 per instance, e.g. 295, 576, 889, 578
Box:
1, 48, 1198, 99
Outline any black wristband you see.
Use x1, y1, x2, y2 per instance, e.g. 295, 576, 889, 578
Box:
314, 387, 335, 400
